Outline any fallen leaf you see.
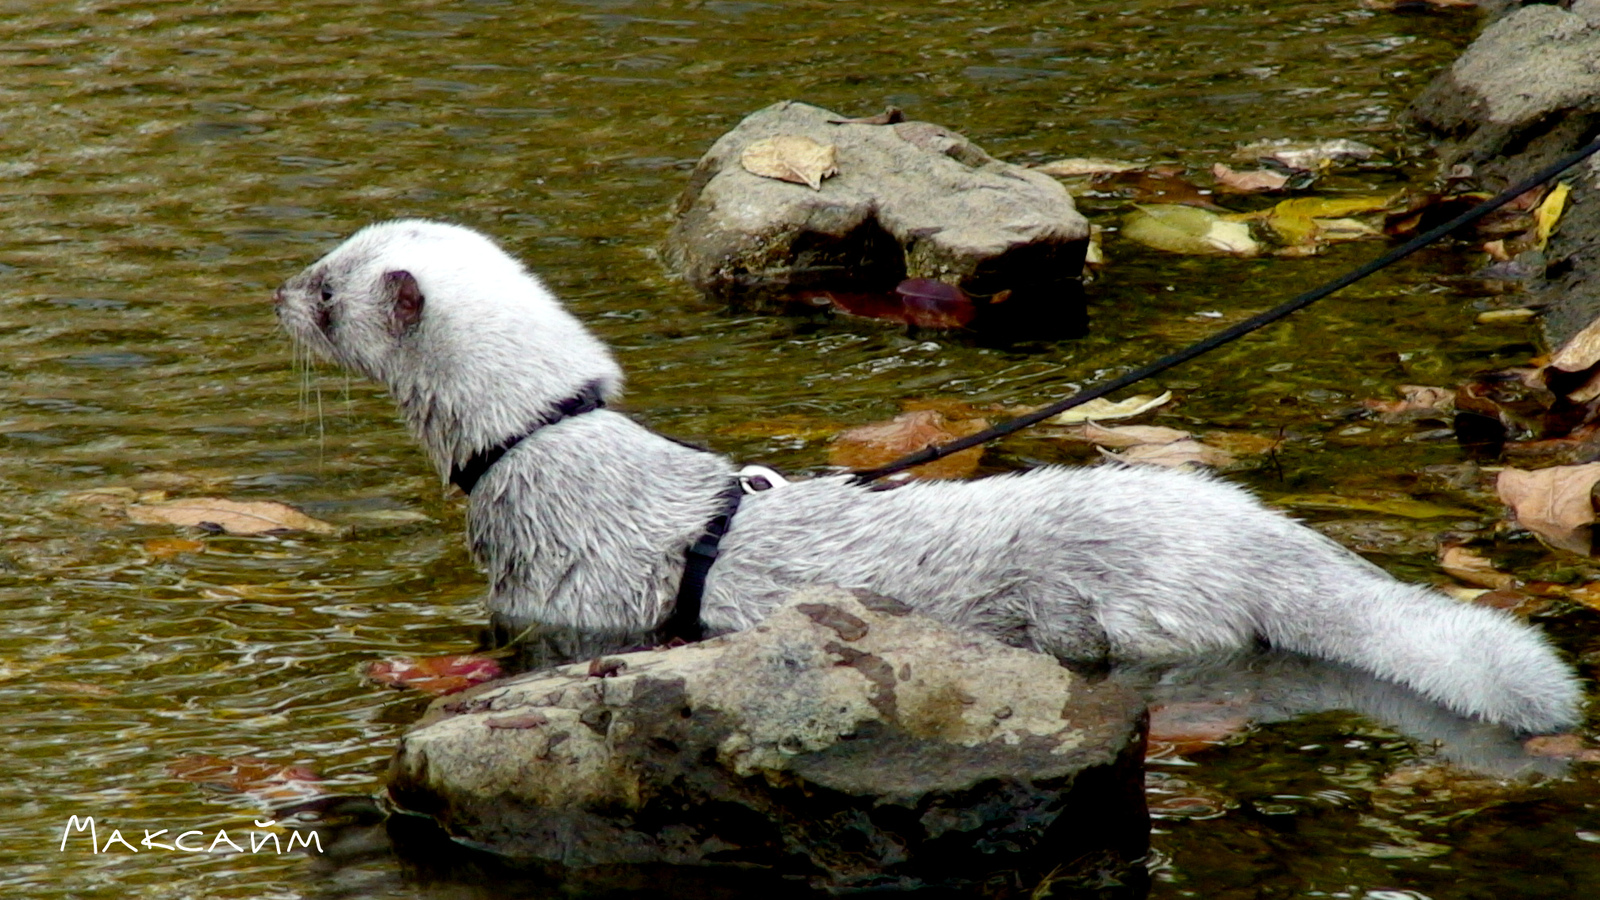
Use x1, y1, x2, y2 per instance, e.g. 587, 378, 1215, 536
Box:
1524, 733, 1600, 762
1079, 422, 1193, 448
1036, 157, 1146, 178
1235, 138, 1379, 171
128, 498, 339, 536
1534, 182, 1570, 251
1144, 772, 1234, 819
1085, 223, 1105, 267
1210, 162, 1290, 193
1476, 308, 1536, 324
892, 278, 977, 329
1242, 195, 1393, 250
1100, 438, 1234, 468
168, 755, 324, 806
1148, 701, 1249, 756
1547, 314, 1600, 375
1047, 391, 1174, 425
1273, 494, 1479, 519
1361, 384, 1453, 421
143, 537, 206, 559
829, 409, 989, 480
1094, 167, 1222, 208
1560, 581, 1600, 612
1438, 545, 1516, 590
1466, 586, 1551, 617
365, 654, 504, 696
1496, 464, 1600, 554
41, 681, 118, 697
1123, 205, 1260, 256
740, 135, 838, 190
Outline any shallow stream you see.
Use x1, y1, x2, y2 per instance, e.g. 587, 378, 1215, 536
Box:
1, 1, 1594, 898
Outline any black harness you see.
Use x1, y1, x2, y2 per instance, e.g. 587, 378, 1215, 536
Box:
450, 381, 741, 642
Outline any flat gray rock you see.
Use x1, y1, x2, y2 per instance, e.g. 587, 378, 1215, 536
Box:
664, 101, 1091, 337
387, 586, 1147, 892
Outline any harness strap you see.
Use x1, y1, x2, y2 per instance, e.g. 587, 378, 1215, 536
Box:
450, 380, 607, 494
664, 481, 744, 642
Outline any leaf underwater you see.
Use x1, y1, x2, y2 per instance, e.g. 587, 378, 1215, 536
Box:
1496, 463, 1600, 555
128, 498, 340, 536
366, 654, 505, 695
1122, 205, 1260, 256
1047, 392, 1174, 425
829, 409, 990, 480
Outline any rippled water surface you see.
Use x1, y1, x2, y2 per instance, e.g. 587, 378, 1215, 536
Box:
2, 1, 1594, 898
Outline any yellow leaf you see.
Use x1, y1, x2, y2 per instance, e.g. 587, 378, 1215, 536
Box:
1273, 493, 1478, 519
1534, 182, 1570, 251
1123, 205, 1259, 256
1036, 158, 1145, 177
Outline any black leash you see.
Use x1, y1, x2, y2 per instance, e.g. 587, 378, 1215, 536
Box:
450, 380, 608, 493
849, 138, 1600, 485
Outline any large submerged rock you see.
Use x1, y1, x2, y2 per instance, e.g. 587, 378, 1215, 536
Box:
387, 587, 1148, 893
1408, 0, 1600, 347
664, 101, 1092, 338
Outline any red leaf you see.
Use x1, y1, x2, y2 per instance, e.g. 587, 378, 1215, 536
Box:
365, 654, 503, 695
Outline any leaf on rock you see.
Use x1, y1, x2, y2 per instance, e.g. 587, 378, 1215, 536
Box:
1123, 205, 1260, 256
168, 755, 324, 806
1496, 463, 1600, 555
828, 409, 989, 480
1210, 162, 1290, 193
1047, 391, 1173, 425
128, 498, 340, 536
366, 654, 504, 696
740, 135, 838, 190
1036, 157, 1146, 178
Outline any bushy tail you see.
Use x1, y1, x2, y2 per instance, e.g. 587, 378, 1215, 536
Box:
1265, 574, 1581, 734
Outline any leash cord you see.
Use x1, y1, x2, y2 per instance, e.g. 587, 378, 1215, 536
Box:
848, 138, 1600, 485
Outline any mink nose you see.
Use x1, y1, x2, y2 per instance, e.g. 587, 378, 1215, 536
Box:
272, 285, 286, 306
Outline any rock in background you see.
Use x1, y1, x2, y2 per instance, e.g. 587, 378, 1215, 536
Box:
387, 587, 1148, 893
1408, 0, 1600, 346
664, 101, 1092, 339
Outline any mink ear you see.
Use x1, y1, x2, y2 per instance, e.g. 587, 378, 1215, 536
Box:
384, 270, 424, 336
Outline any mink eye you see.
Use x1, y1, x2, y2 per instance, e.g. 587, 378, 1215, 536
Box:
320, 283, 334, 302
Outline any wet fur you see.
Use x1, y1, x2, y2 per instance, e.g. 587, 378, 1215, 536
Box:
276, 219, 1583, 734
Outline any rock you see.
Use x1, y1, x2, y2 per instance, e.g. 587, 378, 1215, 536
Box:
387, 586, 1148, 893
664, 101, 1092, 339
1408, 2, 1600, 347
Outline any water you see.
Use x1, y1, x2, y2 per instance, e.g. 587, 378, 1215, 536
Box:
0, 1, 1593, 897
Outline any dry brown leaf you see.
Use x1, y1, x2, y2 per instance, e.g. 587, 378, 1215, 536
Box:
128, 498, 340, 536
1561, 581, 1600, 612
143, 537, 207, 559
1548, 314, 1600, 375
1210, 162, 1289, 193
1438, 545, 1516, 590
1078, 422, 1192, 448
1495, 463, 1600, 554
828, 409, 988, 480
1036, 157, 1146, 177
1361, 384, 1453, 420
1100, 438, 1234, 468
740, 135, 838, 190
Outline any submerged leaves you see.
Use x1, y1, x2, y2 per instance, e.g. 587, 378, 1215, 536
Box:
128, 498, 340, 536
1122, 205, 1260, 256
